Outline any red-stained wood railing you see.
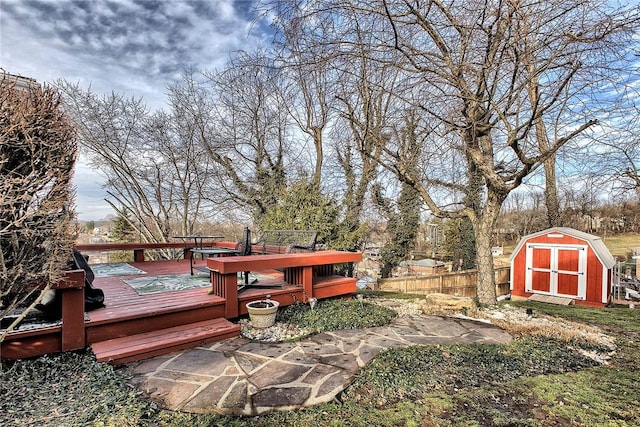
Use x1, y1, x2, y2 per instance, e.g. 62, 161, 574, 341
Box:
207, 250, 362, 318
55, 269, 87, 350
1, 269, 86, 360
75, 241, 228, 262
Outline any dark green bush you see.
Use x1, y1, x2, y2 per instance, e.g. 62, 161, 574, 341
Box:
277, 297, 397, 331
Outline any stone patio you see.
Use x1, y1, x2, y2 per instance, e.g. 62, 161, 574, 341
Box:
126, 314, 512, 416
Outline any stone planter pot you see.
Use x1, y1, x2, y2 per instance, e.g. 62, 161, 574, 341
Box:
246, 300, 280, 328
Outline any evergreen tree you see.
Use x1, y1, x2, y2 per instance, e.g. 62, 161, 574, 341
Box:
111, 211, 136, 242
442, 218, 476, 270
374, 182, 422, 278
261, 180, 342, 247
84, 221, 95, 234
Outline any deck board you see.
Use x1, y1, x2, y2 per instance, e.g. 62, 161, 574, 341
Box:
87, 259, 224, 325
92, 318, 240, 364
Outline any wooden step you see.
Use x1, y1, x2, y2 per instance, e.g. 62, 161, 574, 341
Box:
527, 294, 574, 305
91, 318, 240, 364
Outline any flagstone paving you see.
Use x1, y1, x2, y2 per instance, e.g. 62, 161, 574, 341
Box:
126, 314, 512, 416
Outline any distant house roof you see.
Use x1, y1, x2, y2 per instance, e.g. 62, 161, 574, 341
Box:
1, 70, 38, 91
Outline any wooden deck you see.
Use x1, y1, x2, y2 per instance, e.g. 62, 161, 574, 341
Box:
2, 251, 360, 364
85, 259, 228, 344
84, 259, 306, 342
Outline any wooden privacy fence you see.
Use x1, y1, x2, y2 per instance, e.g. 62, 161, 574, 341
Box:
378, 267, 511, 298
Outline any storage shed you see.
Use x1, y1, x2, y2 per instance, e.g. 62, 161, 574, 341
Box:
510, 227, 615, 306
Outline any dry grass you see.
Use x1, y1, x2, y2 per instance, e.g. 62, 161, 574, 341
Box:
420, 301, 616, 350
489, 315, 614, 348
600, 233, 640, 258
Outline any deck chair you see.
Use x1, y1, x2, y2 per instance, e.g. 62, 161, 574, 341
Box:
235, 226, 253, 256
236, 227, 253, 286
236, 227, 282, 293
71, 248, 105, 312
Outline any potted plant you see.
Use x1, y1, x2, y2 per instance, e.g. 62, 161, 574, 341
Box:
245, 297, 279, 328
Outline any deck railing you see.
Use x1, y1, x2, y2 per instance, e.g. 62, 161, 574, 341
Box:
1, 269, 86, 358
206, 250, 362, 318
75, 241, 229, 262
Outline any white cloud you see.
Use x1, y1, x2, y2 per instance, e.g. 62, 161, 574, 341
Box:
1, 0, 271, 220
1, 0, 270, 107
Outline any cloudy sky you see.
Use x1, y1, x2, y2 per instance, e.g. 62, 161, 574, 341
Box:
1, 0, 271, 220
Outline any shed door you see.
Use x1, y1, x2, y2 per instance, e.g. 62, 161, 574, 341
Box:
525, 244, 587, 300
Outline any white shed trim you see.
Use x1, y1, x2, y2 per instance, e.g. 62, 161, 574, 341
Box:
509, 227, 615, 269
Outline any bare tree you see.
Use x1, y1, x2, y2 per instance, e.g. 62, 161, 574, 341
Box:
372, 113, 423, 277
332, 30, 402, 249
591, 102, 640, 202
172, 53, 294, 227
273, 14, 337, 188
1, 76, 76, 338
273, 0, 637, 304
525, 63, 562, 227
58, 82, 215, 252
499, 188, 547, 239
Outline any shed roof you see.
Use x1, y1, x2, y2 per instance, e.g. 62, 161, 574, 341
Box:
400, 259, 446, 268
509, 227, 616, 268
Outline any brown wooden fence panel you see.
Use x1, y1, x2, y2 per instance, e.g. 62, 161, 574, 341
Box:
378, 267, 510, 299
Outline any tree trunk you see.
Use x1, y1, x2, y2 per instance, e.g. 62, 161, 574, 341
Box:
313, 127, 323, 188
543, 153, 561, 227
535, 116, 561, 227
528, 68, 561, 228
472, 192, 503, 306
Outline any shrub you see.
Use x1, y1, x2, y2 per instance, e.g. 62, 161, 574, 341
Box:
277, 297, 397, 331
0, 75, 77, 331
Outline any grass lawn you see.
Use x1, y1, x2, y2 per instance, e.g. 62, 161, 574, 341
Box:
2, 295, 639, 426
600, 233, 640, 258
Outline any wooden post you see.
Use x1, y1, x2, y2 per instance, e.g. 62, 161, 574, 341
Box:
223, 273, 239, 318
58, 270, 86, 351
133, 249, 145, 262
302, 266, 313, 301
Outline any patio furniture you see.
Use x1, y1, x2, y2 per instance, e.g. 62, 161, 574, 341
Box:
252, 230, 318, 254
174, 234, 224, 260
189, 227, 252, 277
